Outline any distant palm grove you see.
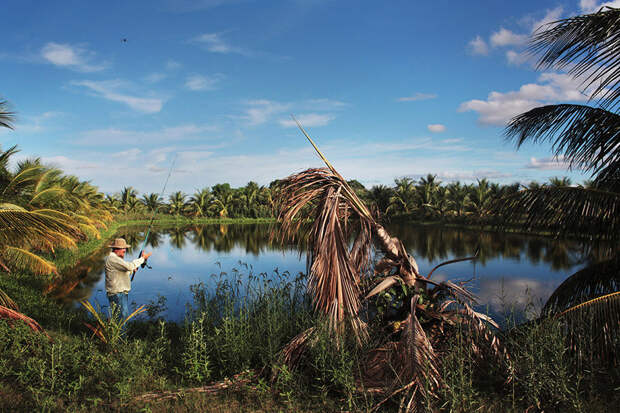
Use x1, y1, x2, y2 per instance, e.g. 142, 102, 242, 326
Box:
108, 174, 580, 222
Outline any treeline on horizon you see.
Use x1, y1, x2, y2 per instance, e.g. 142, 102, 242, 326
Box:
109, 174, 584, 222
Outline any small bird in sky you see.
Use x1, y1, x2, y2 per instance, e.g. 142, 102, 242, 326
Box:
121, 38, 128, 43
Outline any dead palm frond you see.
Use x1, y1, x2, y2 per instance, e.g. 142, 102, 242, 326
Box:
275, 120, 504, 411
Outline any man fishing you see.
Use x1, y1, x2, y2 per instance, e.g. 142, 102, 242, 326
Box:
104, 238, 152, 319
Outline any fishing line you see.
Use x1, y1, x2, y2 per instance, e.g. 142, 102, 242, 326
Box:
132, 154, 177, 281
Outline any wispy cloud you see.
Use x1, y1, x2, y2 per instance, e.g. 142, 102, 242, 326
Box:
279, 113, 335, 128
191, 32, 250, 55
72, 80, 164, 114
242, 99, 290, 125
427, 124, 446, 133
526, 155, 572, 170
467, 35, 489, 56
397, 93, 437, 102
185, 74, 224, 91
75, 124, 217, 145
41, 42, 106, 72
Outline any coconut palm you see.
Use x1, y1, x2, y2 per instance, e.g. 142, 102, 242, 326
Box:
167, 191, 186, 215
142, 192, 163, 213
499, 7, 620, 363
387, 177, 416, 215
367, 184, 393, 217
187, 188, 211, 217
469, 178, 493, 219
446, 182, 470, 217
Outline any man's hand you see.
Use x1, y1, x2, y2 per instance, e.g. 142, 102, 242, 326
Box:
141, 251, 152, 260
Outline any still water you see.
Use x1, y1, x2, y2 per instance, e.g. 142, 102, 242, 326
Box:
53, 223, 604, 322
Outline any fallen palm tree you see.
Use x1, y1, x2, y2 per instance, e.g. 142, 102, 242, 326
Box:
273, 119, 505, 410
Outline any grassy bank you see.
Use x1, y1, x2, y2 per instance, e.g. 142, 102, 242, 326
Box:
0, 221, 618, 412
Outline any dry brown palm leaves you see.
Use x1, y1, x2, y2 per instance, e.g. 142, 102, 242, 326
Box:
274, 119, 504, 411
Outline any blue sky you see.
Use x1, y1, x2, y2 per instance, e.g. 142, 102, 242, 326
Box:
0, 0, 613, 194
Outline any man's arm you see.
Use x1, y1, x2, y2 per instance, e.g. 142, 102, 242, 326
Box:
109, 254, 145, 272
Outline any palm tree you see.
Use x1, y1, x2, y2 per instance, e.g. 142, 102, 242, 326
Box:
469, 178, 492, 219
168, 191, 186, 215
187, 188, 211, 217
417, 174, 441, 217
210, 183, 234, 218
120, 187, 138, 212
367, 184, 393, 217
548, 176, 572, 187
499, 7, 620, 362
142, 193, 163, 213
387, 177, 416, 215
446, 181, 469, 217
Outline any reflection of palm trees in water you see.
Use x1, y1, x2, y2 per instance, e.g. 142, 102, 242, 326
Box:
387, 223, 586, 270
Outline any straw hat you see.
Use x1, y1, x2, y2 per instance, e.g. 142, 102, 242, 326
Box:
108, 238, 131, 249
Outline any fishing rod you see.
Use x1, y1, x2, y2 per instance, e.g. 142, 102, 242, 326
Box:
131, 154, 177, 281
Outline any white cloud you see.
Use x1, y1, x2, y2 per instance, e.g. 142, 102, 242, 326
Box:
506, 50, 528, 65
397, 93, 437, 102
427, 124, 446, 133
72, 80, 164, 113
279, 113, 335, 128
468, 35, 489, 55
191, 32, 248, 55
580, 0, 620, 13
526, 155, 572, 170
458, 72, 589, 125
185, 74, 223, 91
431, 170, 513, 181
75, 124, 216, 145
41, 42, 106, 72
490, 28, 528, 47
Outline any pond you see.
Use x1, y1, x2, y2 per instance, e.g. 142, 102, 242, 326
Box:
53, 222, 605, 323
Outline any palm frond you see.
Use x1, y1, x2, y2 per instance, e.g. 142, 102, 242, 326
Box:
0, 289, 18, 310
0, 246, 57, 275
493, 186, 620, 240
557, 291, 620, 363
530, 8, 620, 108
0, 305, 50, 339
0, 100, 15, 130
505, 104, 620, 178
544, 257, 620, 314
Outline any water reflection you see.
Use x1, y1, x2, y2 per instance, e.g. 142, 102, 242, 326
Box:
55, 223, 608, 321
